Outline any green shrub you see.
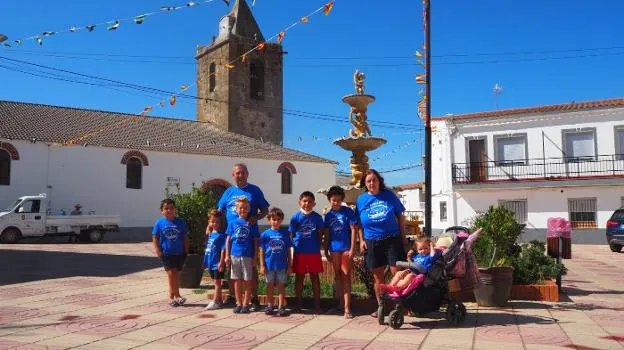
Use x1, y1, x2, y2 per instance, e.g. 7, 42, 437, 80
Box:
512, 241, 567, 284
469, 205, 523, 267
166, 184, 217, 254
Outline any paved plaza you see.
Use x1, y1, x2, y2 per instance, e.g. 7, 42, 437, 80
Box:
1, 236, 623, 349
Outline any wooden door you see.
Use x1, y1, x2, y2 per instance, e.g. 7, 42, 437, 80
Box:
469, 139, 486, 182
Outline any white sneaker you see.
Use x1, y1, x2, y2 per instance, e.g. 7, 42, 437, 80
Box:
205, 300, 223, 310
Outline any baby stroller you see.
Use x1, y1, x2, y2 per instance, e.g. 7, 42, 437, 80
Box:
377, 226, 475, 329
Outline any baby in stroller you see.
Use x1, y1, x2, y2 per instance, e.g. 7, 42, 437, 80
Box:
380, 236, 441, 294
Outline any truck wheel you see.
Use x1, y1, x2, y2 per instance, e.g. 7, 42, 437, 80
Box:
1, 228, 22, 243
88, 229, 104, 243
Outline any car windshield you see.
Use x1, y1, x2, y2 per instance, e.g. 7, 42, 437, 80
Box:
611, 210, 624, 220
4, 199, 22, 212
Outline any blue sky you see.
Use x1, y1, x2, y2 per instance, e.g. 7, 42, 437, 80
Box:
1, 0, 623, 185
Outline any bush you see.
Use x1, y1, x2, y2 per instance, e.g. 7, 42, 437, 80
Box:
469, 205, 523, 267
512, 241, 567, 284
166, 183, 217, 254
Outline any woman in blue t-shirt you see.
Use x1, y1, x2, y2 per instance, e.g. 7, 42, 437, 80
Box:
355, 169, 407, 316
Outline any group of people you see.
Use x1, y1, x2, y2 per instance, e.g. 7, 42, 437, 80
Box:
152, 163, 442, 319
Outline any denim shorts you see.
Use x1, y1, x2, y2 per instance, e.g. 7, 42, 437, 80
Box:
265, 269, 287, 284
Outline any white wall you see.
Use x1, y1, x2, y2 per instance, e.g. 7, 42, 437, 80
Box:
0, 140, 336, 227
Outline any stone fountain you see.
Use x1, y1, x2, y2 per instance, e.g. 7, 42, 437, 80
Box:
323, 70, 387, 205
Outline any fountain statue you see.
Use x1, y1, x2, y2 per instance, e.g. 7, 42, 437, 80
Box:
334, 70, 387, 190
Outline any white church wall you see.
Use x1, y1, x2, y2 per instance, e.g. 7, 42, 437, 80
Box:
0, 140, 336, 227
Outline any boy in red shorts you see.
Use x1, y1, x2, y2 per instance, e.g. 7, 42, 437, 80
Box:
289, 191, 324, 314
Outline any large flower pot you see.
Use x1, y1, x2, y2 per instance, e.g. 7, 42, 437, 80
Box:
473, 267, 513, 306
179, 253, 204, 289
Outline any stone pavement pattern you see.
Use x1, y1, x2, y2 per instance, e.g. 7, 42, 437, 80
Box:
1, 239, 623, 349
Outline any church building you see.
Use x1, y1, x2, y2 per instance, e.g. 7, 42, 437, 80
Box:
0, 0, 336, 229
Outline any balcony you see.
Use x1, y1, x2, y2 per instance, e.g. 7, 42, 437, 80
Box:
452, 154, 624, 186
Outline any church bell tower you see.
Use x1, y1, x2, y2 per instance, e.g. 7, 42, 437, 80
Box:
196, 0, 283, 145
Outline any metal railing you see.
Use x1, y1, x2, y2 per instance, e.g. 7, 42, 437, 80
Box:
452, 154, 624, 184
404, 210, 424, 221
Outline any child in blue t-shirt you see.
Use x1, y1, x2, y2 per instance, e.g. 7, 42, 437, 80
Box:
225, 196, 260, 314
259, 207, 292, 317
324, 186, 357, 319
152, 199, 189, 307
290, 191, 325, 314
381, 237, 441, 293
203, 210, 226, 310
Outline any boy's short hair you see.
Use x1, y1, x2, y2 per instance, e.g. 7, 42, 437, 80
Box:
208, 209, 222, 220
267, 207, 285, 221
299, 191, 315, 201
160, 198, 175, 210
415, 236, 432, 246
326, 186, 345, 201
235, 196, 250, 206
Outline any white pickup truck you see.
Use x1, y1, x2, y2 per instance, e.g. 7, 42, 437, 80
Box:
0, 194, 120, 243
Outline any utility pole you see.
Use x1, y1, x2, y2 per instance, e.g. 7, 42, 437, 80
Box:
424, 0, 432, 237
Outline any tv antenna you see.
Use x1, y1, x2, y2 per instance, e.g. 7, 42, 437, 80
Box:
493, 83, 503, 110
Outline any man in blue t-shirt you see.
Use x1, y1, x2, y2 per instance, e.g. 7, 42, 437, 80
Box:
217, 163, 270, 310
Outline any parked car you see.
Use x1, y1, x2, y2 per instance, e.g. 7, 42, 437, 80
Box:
0, 194, 120, 243
606, 208, 624, 252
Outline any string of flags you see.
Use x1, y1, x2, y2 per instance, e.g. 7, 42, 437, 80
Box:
416, 0, 428, 122
337, 162, 423, 175
63, 0, 335, 145
370, 139, 419, 162
2, 0, 228, 48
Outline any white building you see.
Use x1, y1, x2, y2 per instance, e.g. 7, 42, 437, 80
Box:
431, 98, 624, 243
0, 101, 336, 228
398, 183, 425, 222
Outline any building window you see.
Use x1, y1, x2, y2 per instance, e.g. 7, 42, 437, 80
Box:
209, 62, 216, 92
615, 127, 624, 160
439, 201, 447, 221
250, 59, 264, 100
0, 149, 10, 186
563, 130, 596, 162
276, 162, 297, 195
499, 199, 528, 224
201, 178, 232, 203
568, 198, 597, 228
495, 135, 527, 165
126, 157, 143, 189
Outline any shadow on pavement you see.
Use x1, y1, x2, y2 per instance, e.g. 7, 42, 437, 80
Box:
0, 249, 160, 286
12, 227, 152, 245
563, 286, 624, 296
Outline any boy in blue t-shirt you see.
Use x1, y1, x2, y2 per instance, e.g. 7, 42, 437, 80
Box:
152, 199, 189, 307
225, 196, 259, 314
259, 207, 292, 317
290, 191, 325, 314
324, 186, 358, 319
203, 210, 226, 310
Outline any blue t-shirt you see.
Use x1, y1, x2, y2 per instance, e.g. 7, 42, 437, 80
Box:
151, 217, 188, 256
203, 231, 226, 270
217, 183, 270, 224
260, 228, 293, 271
324, 206, 358, 252
412, 250, 442, 273
226, 217, 260, 257
355, 190, 405, 240
289, 211, 324, 254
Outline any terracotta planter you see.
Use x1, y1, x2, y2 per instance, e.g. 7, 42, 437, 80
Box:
179, 254, 204, 289
510, 280, 559, 302
473, 267, 513, 306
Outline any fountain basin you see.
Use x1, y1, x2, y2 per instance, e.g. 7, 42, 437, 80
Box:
334, 136, 387, 153
342, 94, 376, 110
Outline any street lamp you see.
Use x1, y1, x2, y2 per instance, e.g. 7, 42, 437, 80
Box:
0, 34, 8, 43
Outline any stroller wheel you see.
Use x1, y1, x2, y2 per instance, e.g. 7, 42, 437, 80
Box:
446, 302, 464, 326
388, 310, 404, 329
377, 304, 385, 325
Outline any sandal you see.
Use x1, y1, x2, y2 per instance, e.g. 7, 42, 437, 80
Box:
344, 312, 354, 319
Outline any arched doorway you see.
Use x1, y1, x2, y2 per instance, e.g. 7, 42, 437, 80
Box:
201, 178, 231, 203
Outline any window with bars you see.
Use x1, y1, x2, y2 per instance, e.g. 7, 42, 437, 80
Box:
439, 201, 447, 221
0, 149, 10, 186
568, 198, 597, 228
499, 199, 528, 223
495, 135, 527, 165
564, 130, 596, 162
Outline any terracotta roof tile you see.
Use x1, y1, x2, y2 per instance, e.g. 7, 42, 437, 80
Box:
399, 182, 424, 190
432, 97, 624, 121
0, 100, 333, 163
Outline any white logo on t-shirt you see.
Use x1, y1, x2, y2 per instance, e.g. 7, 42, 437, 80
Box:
234, 224, 250, 242
368, 200, 390, 222
300, 223, 316, 239
163, 226, 180, 241
269, 237, 285, 252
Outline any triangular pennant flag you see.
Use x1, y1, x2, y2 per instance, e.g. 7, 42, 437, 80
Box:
223, 0, 230, 5
134, 15, 145, 24
323, 1, 334, 15
257, 42, 265, 50
252, 0, 256, 6
170, 95, 177, 106
300, 16, 309, 23
417, 59, 424, 66
180, 85, 189, 91
187, 2, 199, 6
418, 88, 425, 95
277, 31, 285, 44
241, 54, 248, 63
158, 101, 165, 107
3, 43, 11, 48
160, 6, 176, 11
14, 39, 22, 45
69, 26, 77, 32
224, 63, 235, 69
416, 73, 426, 80
107, 21, 120, 31
141, 106, 153, 115
36, 36, 43, 45
416, 79, 427, 85
415, 51, 423, 57
42, 31, 56, 36
86, 25, 96, 32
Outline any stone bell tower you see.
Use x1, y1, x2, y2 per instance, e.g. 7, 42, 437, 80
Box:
196, 0, 283, 145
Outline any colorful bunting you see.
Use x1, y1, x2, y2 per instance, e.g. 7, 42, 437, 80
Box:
415, 51, 423, 57
160, 6, 176, 11
14, 39, 22, 45
223, 0, 230, 5
36, 36, 43, 45
323, 1, 334, 15
69, 26, 78, 32
300, 16, 309, 23
170, 95, 177, 106
277, 31, 285, 44
224, 63, 235, 69
134, 15, 145, 24
158, 101, 165, 107
187, 2, 199, 6
106, 21, 120, 31
86, 25, 96, 32
180, 85, 189, 91
256, 42, 265, 50
241, 54, 248, 63
42, 31, 56, 36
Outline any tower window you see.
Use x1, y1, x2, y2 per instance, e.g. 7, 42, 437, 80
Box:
209, 62, 216, 92
250, 60, 265, 100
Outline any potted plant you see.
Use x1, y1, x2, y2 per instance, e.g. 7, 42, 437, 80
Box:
470, 205, 523, 306
167, 183, 217, 288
